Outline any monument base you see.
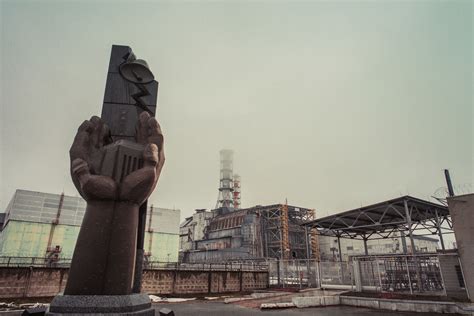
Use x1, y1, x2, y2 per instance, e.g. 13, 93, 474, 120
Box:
47, 293, 155, 316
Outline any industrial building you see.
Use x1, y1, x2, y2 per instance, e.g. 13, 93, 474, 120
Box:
0, 189, 180, 262
180, 149, 319, 262
179, 204, 319, 262
179, 209, 214, 253
319, 234, 439, 261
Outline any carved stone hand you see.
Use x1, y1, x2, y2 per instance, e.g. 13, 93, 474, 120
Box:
69, 112, 164, 204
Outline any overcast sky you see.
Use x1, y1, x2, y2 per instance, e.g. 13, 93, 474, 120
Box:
1, 0, 472, 220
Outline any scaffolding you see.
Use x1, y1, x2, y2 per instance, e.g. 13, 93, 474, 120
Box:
258, 204, 316, 260
146, 204, 154, 259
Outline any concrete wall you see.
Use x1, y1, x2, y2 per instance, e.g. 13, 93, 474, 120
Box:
195, 236, 233, 250
186, 248, 253, 262
0, 267, 69, 298
438, 252, 469, 300
0, 267, 268, 298
143, 269, 268, 295
448, 193, 474, 302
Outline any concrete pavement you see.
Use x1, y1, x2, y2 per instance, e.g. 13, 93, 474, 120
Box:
154, 301, 449, 315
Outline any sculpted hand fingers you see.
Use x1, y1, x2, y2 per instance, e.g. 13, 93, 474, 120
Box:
81, 175, 117, 201
70, 158, 90, 199
90, 116, 101, 125
78, 120, 94, 133
71, 158, 89, 177
136, 111, 151, 144
89, 116, 105, 149
157, 141, 165, 173
70, 120, 93, 161
147, 117, 165, 172
147, 117, 163, 148
98, 122, 111, 147
143, 144, 159, 167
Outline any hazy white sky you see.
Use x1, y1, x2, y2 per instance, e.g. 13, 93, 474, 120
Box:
1, 0, 472, 220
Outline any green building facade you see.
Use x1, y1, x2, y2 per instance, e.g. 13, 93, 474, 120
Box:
0, 190, 180, 262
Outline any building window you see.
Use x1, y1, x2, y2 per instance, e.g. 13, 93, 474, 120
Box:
346, 246, 353, 251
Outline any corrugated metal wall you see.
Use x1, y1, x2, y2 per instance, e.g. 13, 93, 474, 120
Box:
144, 232, 179, 262
0, 190, 180, 261
0, 221, 52, 257
0, 220, 179, 261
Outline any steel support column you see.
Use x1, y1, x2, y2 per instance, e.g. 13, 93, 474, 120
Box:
304, 226, 310, 259
363, 238, 369, 255
435, 210, 446, 250
403, 199, 416, 254
400, 230, 408, 254
337, 236, 342, 262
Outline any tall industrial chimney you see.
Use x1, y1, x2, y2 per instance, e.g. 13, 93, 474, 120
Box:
216, 149, 234, 209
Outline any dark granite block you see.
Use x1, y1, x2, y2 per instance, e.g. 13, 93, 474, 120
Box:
47, 294, 154, 316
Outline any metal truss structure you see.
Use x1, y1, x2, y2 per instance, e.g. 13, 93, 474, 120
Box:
302, 196, 452, 256
256, 204, 316, 260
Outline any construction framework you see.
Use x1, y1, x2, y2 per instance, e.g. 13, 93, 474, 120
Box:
302, 196, 452, 257
258, 204, 317, 260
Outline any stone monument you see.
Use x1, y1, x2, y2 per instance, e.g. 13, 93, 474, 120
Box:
48, 45, 164, 315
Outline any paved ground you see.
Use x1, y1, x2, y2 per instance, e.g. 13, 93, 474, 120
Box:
154, 301, 445, 315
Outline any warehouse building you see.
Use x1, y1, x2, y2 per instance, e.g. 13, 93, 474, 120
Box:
0, 189, 180, 262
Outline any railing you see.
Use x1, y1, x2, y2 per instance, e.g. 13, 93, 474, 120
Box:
267, 259, 353, 289
145, 261, 268, 271
277, 259, 320, 288
266, 254, 461, 296
0, 256, 268, 272
0, 256, 72, 268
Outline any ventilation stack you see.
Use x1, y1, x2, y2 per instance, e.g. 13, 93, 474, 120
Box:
233, 174, 241, 209
216, 149, 234, 209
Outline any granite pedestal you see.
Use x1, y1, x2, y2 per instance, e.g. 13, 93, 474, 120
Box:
47, 294, 155, 316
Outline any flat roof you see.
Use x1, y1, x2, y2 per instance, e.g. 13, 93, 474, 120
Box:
303, 196, 451, 240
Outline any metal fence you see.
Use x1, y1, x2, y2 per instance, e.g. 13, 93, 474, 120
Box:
353, 254, 445, 295
320, 260, 353, 287
267, 259, 353, 289
0, 256, 268, 272
268, 259, 318, 288
267, 255, 453, 295
0, 256, 72, 268
145, 261, 268, 271
0, 254, 459, 296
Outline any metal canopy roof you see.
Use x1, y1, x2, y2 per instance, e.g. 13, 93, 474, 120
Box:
303, 196, 452, 241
